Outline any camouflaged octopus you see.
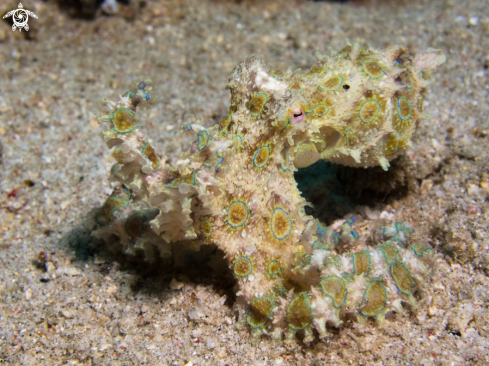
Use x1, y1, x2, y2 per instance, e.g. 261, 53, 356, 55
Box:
93, 43, 445, 342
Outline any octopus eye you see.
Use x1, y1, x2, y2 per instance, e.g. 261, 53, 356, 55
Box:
291, 107, 305, 123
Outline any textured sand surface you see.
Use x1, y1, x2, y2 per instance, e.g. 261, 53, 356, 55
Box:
1, 0, 489, 364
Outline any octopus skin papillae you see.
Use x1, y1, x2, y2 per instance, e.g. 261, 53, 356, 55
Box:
92, 43, 445, 342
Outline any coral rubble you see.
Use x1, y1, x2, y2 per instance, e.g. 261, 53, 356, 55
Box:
92, 43, 445, 342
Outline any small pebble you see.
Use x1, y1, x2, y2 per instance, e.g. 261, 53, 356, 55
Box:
169, 278, 184, 290
24, 288, 32, 300
61, 310, 72, 319
192, 328, 202, 337
45, 261, 56, 273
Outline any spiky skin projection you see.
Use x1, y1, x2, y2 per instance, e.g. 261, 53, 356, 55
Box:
93, 44, 445, 342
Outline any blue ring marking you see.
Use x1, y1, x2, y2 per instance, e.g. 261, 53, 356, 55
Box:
325, 255, 340, 267
141, 141, 148, 153
233, 256, 253, 278
270, 207, 293, 240
359, 279, 387, 318
215, 151, 224, 172
390, 235, 403, 247
351, 231, 360, 239
138, 81, 146, 90
182, 124, 192, 131
352, 250, 371, 276
145, 92, 150, 101
140, 141, 159, 170
418, 70, 430, 79
111, 107, 138, 134
197, 130, 209, 151
319, 75, 344, 92
293, 252, 305, 261
405, 228, 414, 235
312, 240, 330, 251
280, 148, 290, 171
233, 135, 243, 151
226, 201, 249, 229
378, 227, 386, 239
397, 97, 413, 121
200, 218, 213, 238
122, 186, 132, 199
345, 217, 356, 226
280, 119, 291, 132
391, 262, 416, 295
110, 163, 121, 176
167, 171, 198, 189
358, 99, 381, 124
362, 59, 386, 79
273, 286, 286, 300
410, 245, 433, 258
203, 163, 212, 169
95, 196, 130, 226
253, 145, 271, 169
401, 69, 414, 89
316, 223, 329, 234
312, 103, 330, 118
286, 292, 313, 331
344, 129, 355, 142
301, 104, 312, 116
394, 222, 405, 233
390, 145, 400, 153
246, 297, 275, 329
299, 254, 312, 267
342, 272, 352, 282
319, 276, 347, 309
378, 244, 399, 266
270, 71, 285, 80
266, 260, 282, 277
250, 92, 269, 118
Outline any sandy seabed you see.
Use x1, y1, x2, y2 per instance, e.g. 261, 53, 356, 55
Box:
1, 0, 489, 364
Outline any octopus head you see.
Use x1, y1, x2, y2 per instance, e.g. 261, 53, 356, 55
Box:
226, 46, 445, 171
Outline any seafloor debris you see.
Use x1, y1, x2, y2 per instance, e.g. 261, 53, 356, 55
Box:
92, 42, 445, 342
